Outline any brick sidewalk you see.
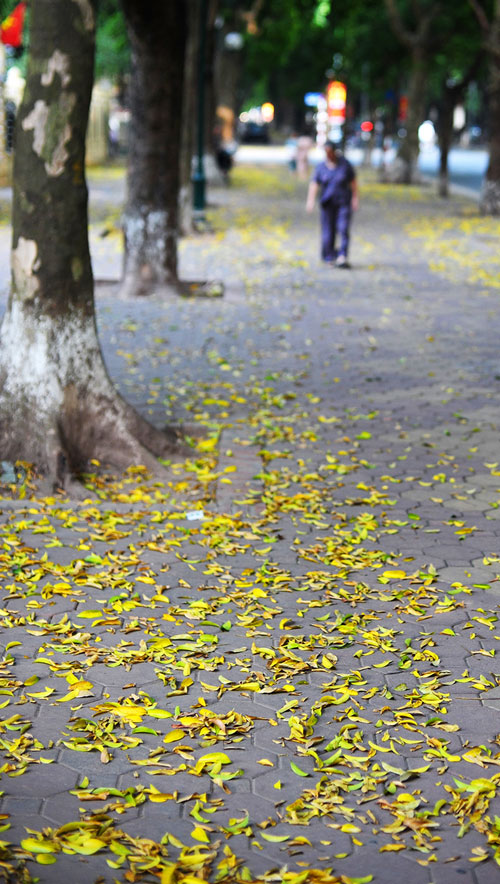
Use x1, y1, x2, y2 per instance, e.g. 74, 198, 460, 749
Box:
1, 165, 500, 883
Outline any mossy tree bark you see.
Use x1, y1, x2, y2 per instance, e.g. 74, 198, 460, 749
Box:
0, 0, 182, 489
120, 0, 187, 296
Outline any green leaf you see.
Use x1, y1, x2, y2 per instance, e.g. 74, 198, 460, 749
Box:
261, 832, 289, 842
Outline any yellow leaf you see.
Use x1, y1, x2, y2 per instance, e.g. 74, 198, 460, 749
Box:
163, 729, 185, 744
27, 687, 55, 699
35, 854, 58, 865
177, 877, 209, 884
68, 837, 106, 855
257, 758, 274, 767
161, 866, 177, 884
191, 826, 211, 843
148, 709, 174, 719
176, 851, 214, 867
21, 838, 56, 854
380, 843, 406, 852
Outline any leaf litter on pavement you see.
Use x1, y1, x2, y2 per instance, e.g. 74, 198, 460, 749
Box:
1, 167, 500, 882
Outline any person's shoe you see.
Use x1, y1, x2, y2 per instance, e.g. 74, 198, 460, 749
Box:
335, 254, 349, 268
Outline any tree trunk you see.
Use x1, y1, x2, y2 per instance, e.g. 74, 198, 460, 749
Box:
437, 87, 455, 198
179, 0, 198, 235
214, 18, 244, 142
120, 0, 187, 296
0, 0, 181, 489
480, 38, 500, 213
397, 51, 427, 183
202, 0, 226, 190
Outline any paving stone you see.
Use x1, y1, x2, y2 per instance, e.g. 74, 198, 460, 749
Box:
473, 862, 500, 884
0, 797, 43, 816
339, 848, 431, 882
25, 853, 112, 884
6, 763, 78, 798
428, 861, 482, 884
1, 813, 49, 845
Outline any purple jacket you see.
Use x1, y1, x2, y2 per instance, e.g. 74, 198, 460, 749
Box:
313, 155, 355, 206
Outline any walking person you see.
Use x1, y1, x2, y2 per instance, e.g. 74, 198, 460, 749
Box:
306, 140, 359, 267
295, 133, 313, 180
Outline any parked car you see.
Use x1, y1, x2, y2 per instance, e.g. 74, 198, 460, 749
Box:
240, 121, 270, 144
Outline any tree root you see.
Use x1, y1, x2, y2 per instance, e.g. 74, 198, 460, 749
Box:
117, 272, 224, 300
0, 385, 193, 494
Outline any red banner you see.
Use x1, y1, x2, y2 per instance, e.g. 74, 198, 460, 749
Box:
1, 2, 26, 48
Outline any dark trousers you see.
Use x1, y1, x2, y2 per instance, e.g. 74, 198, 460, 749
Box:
319, 201, 351, 262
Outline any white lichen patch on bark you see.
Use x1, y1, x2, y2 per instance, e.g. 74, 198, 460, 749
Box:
72, 0, 95, 31
0, 301, 112, 416
22, 100, 49, 156
41, 50, 71, 88
22, 94, 76, 177
12, 237, 40, 301
45, 109, 74, 176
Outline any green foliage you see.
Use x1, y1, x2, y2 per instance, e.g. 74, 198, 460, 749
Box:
241, 0, 337, 109
95, 0, 129, 81
241, 0, 408, 121
240, 0, 486, 128
0, 0, 15, 19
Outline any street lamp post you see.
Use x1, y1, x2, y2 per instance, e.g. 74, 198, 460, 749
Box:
193, 0, 207, 223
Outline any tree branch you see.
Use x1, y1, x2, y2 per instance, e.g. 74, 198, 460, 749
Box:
415, 2, 441, 44
385, 0, 442, 51
469, 0, 500, 57
468, 0, 490, 33
384, 0, 415, 50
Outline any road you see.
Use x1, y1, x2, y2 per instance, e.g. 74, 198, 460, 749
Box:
235, 143, 489, 196
417, 144, 489, 195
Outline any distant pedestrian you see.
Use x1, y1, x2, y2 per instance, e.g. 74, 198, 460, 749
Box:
306, 140, 359, 267
296, 134, 313, 180
213, 122, 234, 185
216, 144, 233, 184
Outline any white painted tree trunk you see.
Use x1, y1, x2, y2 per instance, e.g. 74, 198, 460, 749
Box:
120, 0, 187, 296
0, 302, 166, 480
479, 180, 500, 215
